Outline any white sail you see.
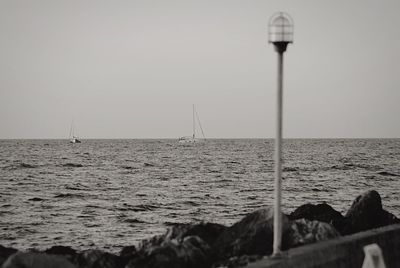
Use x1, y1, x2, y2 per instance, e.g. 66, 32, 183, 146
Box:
69, 119, 81, 143
178, 105, 205, 143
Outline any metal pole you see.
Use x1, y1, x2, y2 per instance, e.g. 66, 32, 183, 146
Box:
273, 51, 284, 256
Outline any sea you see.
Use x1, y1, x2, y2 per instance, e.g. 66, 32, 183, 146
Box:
0, 139, 399, 253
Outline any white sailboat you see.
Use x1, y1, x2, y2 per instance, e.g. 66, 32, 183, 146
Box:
178, 105, 205, 143
69, 120, 81, 144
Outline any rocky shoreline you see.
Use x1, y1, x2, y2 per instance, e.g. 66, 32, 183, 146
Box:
1, 190, 399, 268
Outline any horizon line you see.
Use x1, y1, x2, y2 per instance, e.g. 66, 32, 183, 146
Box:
0, 137, 399, 140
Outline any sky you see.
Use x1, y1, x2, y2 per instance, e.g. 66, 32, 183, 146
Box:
1, 0, 399, 139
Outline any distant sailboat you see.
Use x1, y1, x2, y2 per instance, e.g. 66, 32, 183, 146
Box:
178, 105, 205, 143
69, 120, 81, 144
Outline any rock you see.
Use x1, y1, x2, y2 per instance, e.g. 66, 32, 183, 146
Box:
181, 223, 227, 247
289, 203, 347, 234
343, 190, 400, 234
74, 249, 125, 268
44, 245, 77, 262
0, 245, 18, 266
212, 207, 290, 261
139, 222, 226, 252
128, 236, 211, 268
160, 222, 227, 247
2, 252, 77, 268
120, 245, 137, 258
287, 219, 340, 248
212, 255, 263, 268
289, 203, 343, 223
120, 245, 138, 265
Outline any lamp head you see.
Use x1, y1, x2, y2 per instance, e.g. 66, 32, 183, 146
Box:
268, 12, 293, 53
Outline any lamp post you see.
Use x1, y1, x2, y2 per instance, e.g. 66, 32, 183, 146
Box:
268, 12, 293, 257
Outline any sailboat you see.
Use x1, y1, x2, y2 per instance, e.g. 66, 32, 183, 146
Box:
69, 120, 81, 143
178, 105, 205, 143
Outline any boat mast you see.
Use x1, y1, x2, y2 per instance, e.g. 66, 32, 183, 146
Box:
192, 104, 195, 139
69, 120, 74, 139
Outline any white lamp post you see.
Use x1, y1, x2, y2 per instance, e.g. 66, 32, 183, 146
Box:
268, 12, 293, 257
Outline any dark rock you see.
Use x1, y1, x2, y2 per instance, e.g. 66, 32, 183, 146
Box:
286, 219, 340, 248
3, 252, 76, 268
182, 223, 227, 247
160, 222, 227, 247
212, 207, 290, 261
0, 245, 18, 266
74, 249, 125, 268
289, 203, 343, 222
120, 245, 138, 264
288, 203, 347, 234
120, 245, 137, 258
343, 190, 400, 234
128, 236, 211, 268
44, 246, 77, 262
139, 222, 226, 252
212, 255, 263, 268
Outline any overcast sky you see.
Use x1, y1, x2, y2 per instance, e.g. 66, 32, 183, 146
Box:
1, 0, 399, 139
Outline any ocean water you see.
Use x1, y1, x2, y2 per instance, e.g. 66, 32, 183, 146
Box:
0, 139, 399, 252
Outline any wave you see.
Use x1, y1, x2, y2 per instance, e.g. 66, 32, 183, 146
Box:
378, 171, 400, 177
62, 163, 83, 168
28, 197, 45, 202
54, 193, 85, 198
283, 167, 299, 172
121, 165, 138, 170
117, 204, 158, 212
3, 162, 39, 170
124, 218, 147, 224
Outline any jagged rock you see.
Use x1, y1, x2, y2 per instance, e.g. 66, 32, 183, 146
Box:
289, 203, 343, 223
212, 255, 263, 268
289, 203, 347, 234
343, 190, 400, 234
0, 245, 18, 266
74, 249, 125, 268
139, 222, 226, 252
161, 222, 227, 247
287, 219, 340, 248
127, 236, 211, 268
44, 245, 77, 262
2, 252, 76, 268
119, 245, 138, 265
120, 245, 137, 258
212, 207, 290, 261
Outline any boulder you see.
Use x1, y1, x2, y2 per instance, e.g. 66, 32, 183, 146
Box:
0, 245, 18, 267
287, 219, 340, 248
44, 245, 77, 262
212, 207, 290, 261
289, 203, 344, 223
343, 190, 400, 234
212, 255, 263, 268
139, 222, 226, 252
74, 249, 125, 268
289, 203, 347, 234
120, 245, 138, 264
127, 236, 211, 268
163, 222, 227, 247
2, 252, 77, 268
